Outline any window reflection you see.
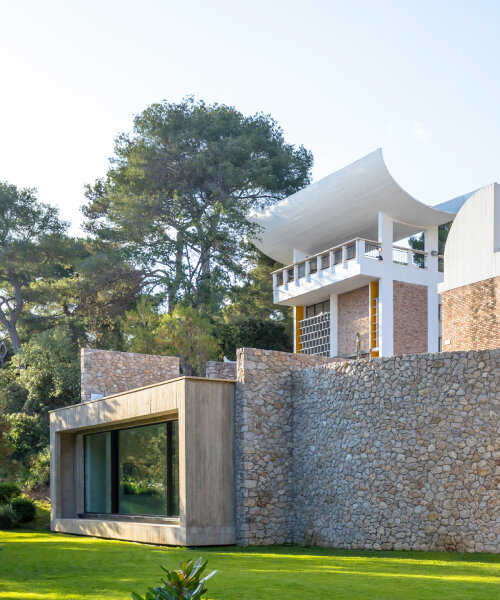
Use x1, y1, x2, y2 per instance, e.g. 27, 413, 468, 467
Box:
84, 420, 179, 517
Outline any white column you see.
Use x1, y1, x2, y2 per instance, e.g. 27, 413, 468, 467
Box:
378, 277, 394, 357
377, 212, 393, 258
425, 226, 440, 352
427, 285, 439, 353
293, 306, 298, 353
329, 294, 338, 357
425, 226, 439, 271
377, 213, 394, 357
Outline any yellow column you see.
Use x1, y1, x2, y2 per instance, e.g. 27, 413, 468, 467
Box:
369, 281, 379, 358
295, 306, 304, 353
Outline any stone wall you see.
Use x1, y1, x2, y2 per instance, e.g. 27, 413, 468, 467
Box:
206, 361, 237, 380
234, 348, 334, 545
338, 286, 369, 357
393, 280, 428, 355
80, 348, 180, 402
442, 276, 500, 352
292, 349, 499, 553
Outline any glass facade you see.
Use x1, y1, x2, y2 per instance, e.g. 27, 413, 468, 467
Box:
84, 431, 111, 513
305, 300, 330, 318
84, 421, 179, 517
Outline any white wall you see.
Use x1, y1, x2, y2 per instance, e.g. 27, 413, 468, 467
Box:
440, 184, 500, 292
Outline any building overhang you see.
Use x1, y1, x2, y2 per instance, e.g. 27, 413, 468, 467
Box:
250, 149, 458, 265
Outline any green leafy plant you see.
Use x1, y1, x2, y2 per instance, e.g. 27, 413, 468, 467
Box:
0, 482, 21, 505
0, 504, 16, 529
10, 497, 36, 523
25, 447, 51, 489
131, 557, 216, 600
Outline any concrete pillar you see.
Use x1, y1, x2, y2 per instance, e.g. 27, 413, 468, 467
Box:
377, 213, 394, 357
378, 277, 394, 357
425, 226, 439, 352
329, 294, 338, 357
293, 306, 298, 353
377, 212, 393, 256
425, 226, 439, 271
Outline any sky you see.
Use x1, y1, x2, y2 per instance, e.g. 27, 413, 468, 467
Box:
1, 0, 499, 234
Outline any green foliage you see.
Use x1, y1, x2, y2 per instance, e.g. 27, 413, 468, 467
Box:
131, 558, 216, 600
215, 317, 292, 361
10, 497, 36, 522
83, 96, 312, 313
25, 447, 50, 489
0, 181, 70, 353
122, 297, 161, 354
13, 324, 80, 414
225, 244, 291, 322
4, 414, 48, 463
0, 413, 13, 478
409, 222, 452, 256
47, 240, 142, 350
0, 504, 16, 529
0, 368, 29, 414
156, 306, 220, 376
0, 482, 21, 504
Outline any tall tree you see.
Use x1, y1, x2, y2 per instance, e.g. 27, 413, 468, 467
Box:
83, 97, 313, 313
0, 183, 68, 353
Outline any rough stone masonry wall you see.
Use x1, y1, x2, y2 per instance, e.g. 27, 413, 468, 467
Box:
292, 349, 500, 553
234, 348, 334, 545
206, 361, 237, 380
393, 280, 428, 355
442, 276, 500, 352
80, 348, 180, 402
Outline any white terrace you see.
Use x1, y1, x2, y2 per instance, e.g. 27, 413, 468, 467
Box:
271, 234, 439, 306
251, 149, 463, 357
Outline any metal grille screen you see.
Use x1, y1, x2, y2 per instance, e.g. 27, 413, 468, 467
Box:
299, 312, 330, 356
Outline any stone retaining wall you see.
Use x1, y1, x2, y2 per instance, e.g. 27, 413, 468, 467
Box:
80, 348, 180, 402
206, 361, 237, 380
234, 348, 334, 545
235, 348, 499, 552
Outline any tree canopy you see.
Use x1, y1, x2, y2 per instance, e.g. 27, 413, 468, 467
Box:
83, 97, 313, 313
0, 97, 311, 485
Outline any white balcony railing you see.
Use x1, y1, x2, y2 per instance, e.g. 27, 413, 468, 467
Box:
272, 238, 431, 291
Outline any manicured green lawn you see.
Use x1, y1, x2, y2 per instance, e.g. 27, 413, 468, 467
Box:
1, 506, 498, 599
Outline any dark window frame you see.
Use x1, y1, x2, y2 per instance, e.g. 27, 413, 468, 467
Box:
83, 420, 179, 518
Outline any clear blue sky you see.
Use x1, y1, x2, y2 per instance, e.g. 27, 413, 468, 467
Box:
1, 0, 499, 233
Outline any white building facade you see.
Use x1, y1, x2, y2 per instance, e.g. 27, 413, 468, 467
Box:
252, 150, 461, 358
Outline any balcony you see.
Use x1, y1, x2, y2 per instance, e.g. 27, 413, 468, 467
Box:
272, 238, 441, 305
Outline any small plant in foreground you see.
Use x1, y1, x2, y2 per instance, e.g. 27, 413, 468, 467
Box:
131, 557, 216, 600
0, 504, 16, 529
10, 497, 36, 523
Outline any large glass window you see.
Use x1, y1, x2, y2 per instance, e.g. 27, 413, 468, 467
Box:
85, 431, 111, 513
84, 421, 179, 517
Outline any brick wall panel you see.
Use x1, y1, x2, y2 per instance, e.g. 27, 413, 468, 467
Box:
442, 276, 500, 351
393, 280, 428, 355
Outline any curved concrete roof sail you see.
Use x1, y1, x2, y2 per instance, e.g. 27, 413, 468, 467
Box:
250, 149, 458, 265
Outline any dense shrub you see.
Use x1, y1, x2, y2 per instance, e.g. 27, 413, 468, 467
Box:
215, 317, 292, 361
131, 558, 216, 600
25, 447, 50, 489
0, 504, 16, 529
10, 497, 36, 523
5, 413, 48, 463
0, 482, 21, 505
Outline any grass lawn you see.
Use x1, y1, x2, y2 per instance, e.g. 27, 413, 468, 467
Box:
0, 503, 498, 599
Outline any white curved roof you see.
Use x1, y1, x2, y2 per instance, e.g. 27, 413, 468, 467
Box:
440, 183, 500, 292
251, 149, 458, 264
